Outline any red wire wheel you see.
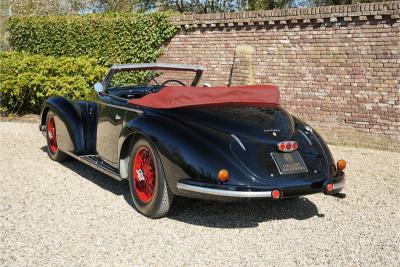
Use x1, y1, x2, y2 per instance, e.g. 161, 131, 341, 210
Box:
133, 146, 156, 203
47, 116, 58, 154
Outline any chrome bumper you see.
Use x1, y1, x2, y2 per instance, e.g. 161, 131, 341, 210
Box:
177, 177, 345, 199
177, 182, 273, 198
333, 180, 345, 190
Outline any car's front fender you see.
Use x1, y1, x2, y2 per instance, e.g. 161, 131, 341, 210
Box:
40, 97, 85, 154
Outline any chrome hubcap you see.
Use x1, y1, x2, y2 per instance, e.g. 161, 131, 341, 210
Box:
136, 169, 145, 181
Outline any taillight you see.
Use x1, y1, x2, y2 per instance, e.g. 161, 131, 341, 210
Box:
272, 189, 280, 199
277, 141, 298, 152
326, 183, 333, 192
279, 143, 285, 151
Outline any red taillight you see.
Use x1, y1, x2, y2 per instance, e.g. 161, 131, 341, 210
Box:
279, 143, 285, 151
272, 190, 280, 199
277, 141, 298, 152
292, 142, 298, 150
326, 183, 333, 192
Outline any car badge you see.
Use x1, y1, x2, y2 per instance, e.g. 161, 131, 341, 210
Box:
264, 129, 280, 136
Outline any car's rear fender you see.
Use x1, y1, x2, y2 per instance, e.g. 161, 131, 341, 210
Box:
119, 114, 261, 195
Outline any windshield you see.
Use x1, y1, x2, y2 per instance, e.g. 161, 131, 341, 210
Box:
107, 69, 201, 89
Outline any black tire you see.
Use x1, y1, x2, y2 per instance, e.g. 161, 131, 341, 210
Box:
128, 138, 173, 218
46, 111, 68, 162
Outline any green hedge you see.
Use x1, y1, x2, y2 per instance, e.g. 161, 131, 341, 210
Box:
3, 13, 177, 115
0, 52, 108, 115
8, 13, 177, 66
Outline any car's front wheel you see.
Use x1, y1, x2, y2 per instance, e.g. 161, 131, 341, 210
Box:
128, 138, 173, 218
46, 111, 68, 162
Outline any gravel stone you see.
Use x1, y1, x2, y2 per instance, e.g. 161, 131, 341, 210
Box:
0, 122, 399, 266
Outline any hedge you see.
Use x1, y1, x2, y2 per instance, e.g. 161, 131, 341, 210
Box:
0, 52, 108, 115
8, 12, 177, 66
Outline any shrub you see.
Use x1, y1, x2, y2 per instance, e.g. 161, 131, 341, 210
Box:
0, 52, 108, 115
8, 12, 177, 66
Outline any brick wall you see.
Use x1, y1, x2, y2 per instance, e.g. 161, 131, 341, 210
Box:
159, 1, 400, 151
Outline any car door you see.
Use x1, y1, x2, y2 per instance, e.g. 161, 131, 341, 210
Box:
96, 94, 127, 166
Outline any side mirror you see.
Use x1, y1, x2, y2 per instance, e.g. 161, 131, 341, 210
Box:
94, 82, 103, 93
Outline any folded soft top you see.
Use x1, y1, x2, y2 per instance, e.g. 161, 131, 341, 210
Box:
127, 85, 280, 109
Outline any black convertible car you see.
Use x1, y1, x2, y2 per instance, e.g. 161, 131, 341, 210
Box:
40, 63, 346, 218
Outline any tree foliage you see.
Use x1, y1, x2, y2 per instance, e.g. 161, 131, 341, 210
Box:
301, 0, 387, 7
8, 0, 85, 15
4, 0, 389, 15
137, 0, 291, 13
0, 0, 10, 50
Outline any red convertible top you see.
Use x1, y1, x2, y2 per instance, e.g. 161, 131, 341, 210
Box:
127, 85, 280, 109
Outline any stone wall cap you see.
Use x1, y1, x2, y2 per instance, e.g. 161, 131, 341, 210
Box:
171, 1, 400, 27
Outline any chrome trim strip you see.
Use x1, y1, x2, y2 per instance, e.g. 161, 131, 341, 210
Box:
333, 181, 345, 190
104, 63, 204, 88
81, 155, 119, 175
111, 63, 205, 72
177, 182, 272, 198
63, 151, 122, 181
263, 129, 280, 132
299, 129, 312, 145
96, 102, 143, 114
231, 134, 246, 151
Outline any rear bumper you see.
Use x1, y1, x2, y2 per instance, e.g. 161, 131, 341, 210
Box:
177, 182, 274, 198
176, 171, 345, 201
323, 170, 345, 195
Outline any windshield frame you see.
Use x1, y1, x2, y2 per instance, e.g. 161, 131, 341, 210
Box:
102, 63, 204, 93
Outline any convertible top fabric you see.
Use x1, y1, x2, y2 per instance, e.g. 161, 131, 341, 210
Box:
127, 85, 280, 109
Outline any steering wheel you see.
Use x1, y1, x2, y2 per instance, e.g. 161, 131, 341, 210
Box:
161, 79, 186, 87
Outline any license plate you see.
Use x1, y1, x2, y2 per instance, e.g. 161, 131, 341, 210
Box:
271, 151, 308, 174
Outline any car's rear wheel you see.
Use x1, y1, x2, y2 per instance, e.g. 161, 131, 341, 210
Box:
128, 138, 173, 218
46, 111, 68, 162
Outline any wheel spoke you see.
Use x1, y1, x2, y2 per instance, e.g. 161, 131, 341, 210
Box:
47, 116, 58, 153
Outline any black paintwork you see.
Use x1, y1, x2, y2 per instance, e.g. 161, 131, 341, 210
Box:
39, 67, 344, 201
40, 96, 344, 200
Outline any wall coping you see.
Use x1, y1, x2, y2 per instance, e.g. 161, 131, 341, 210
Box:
170, 1, 400, 28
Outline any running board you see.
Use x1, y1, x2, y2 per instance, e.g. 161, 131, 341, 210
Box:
64, 151, 122, 181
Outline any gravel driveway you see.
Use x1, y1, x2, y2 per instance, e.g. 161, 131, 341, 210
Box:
0, 122, 399, 266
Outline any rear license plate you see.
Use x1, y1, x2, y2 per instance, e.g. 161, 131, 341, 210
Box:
271, 151, 308, 174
